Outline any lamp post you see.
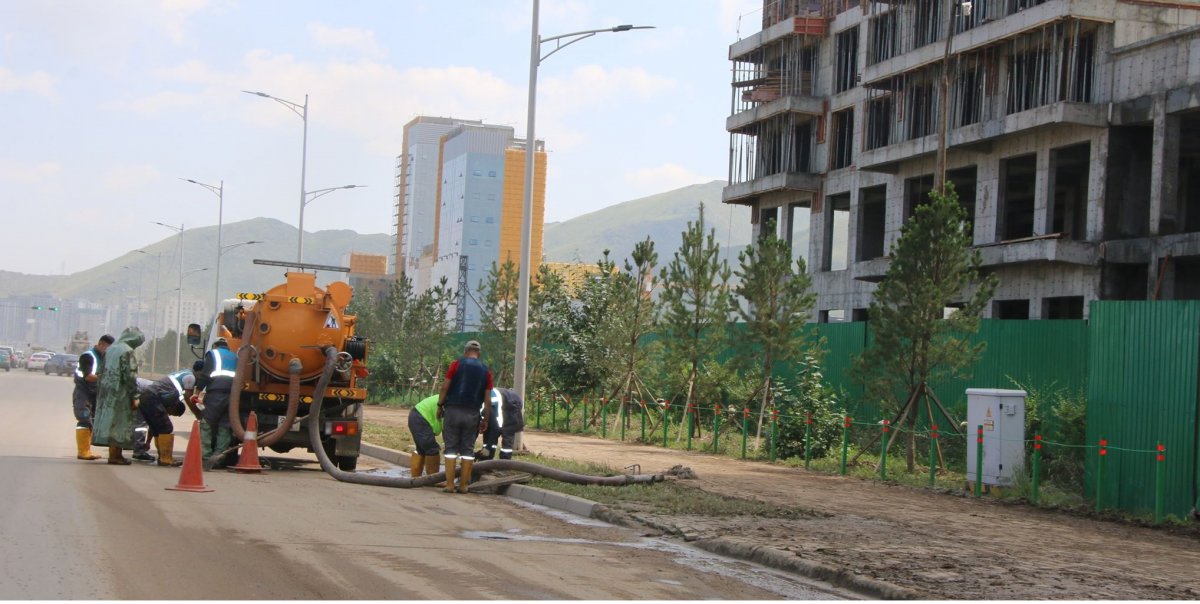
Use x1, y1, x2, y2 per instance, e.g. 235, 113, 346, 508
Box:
153, 221, 187, 366
303, 186, 365, 257
181, 177, 224, 319
136, 250, 162, 374
243, 90, 308, 262
217, 240, 262, 306
512, 2, 653, 412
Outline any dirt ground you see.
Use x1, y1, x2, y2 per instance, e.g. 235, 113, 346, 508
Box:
364, 405, 1200, 600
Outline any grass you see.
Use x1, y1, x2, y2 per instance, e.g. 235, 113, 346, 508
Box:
363, 420, 414, 453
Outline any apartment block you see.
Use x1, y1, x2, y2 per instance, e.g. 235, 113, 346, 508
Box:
392, 117, 546, 330
726, 0, 1200, 320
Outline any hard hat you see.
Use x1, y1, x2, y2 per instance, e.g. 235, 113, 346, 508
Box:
181, 374, 196, 390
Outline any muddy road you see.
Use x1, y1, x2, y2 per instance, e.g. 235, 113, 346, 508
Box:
0, 371, 845, 599
367, 405, 1200, 600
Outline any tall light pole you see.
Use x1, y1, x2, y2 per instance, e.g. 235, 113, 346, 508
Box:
153, 221, 187, 366
243, 90, 308, 262
217, 240, 262, 305
136, 250, 162, 374
304, 185, 366, 258
181, 177, 224, 319
513, 2, 653, 412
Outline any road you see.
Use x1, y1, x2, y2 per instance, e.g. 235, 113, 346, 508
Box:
0, 371, 845, 599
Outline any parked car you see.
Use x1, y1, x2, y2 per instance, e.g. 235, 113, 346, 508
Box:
0, 350, 11, 372
26, 351, 54, 372
45, 354, 78, 376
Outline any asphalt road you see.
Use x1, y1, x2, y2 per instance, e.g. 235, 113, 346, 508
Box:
0, 371, 845, 599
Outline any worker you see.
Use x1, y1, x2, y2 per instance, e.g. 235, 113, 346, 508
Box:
91, 327, 145, 465
437, 340, 492, 493
407, 394, 443, 478
476, 387, 525, 461
196, 337, 238, 466
72, 334, 114, 461
136, 363, 203, 467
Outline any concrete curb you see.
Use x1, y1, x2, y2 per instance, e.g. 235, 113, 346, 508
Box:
690, 537, 924, 601
357, 442, 918, 600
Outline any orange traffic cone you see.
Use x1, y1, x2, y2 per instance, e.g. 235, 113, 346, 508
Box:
231, 411, 264, 474
166, 420, 213, 493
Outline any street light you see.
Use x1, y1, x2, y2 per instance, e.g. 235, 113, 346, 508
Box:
220, 240, 262, 257
153, 221, 187, 366
180, 177, 224, 321
303, 186, 365, 254
136, 250, 163, 374
243, 89, 308, 262
513, 3, 653, 414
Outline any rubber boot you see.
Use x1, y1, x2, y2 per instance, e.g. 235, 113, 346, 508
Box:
107, 445, 131, 466
156, 434, 181, 467
443, 457, 457, 493
424, 455, 440, 477
499, 450, 513, 460
75, 428, 101, 460
458, 459, 474, 493
410, 453, 425, 478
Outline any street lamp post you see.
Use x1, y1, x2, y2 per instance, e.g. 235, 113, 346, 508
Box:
243, 90, 308, 262
512, 2, 653, 417
304, 185, 366, 254
153, 221, 188, 366
136, 250, 162, 374
181, 178, 224, 320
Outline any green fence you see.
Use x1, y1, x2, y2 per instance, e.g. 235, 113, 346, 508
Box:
1086, 301, 1200, 518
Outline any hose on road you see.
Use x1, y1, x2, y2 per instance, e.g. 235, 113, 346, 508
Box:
306, 346, 663, 488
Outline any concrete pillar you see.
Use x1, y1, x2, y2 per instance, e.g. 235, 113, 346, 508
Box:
975, 159, 1000, 244
1086, 132, 1109, 241
1149, 95, 1181, 235
811, 197, 829, 272
1033, 149, 1049, 236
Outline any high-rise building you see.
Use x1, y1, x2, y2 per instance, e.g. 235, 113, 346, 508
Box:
392, 117, 546, 331
726, 0, 1200, 320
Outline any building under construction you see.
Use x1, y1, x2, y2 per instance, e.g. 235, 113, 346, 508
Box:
726, 0, 1200, 320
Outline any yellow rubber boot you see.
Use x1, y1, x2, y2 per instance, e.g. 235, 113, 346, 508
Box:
410, 453, 425, 478
107, 446, 131, 466
156, 434, 180, 467
76, 428, 101, 460
458, 459, 474, 494
424, 455, 440, 477
443, 457, 457, 493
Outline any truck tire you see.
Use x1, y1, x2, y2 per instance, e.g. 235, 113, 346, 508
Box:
336, 455, 357, 472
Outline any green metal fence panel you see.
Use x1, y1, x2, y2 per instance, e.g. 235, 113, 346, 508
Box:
810, 321, 867, 405
1085, 301, 1200, 518
927, 320, 1089, 426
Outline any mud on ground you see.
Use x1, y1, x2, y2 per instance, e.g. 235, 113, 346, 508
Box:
364, 405, 1200, 600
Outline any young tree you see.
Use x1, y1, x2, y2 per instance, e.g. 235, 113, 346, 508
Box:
659, 203, 732, 424
852, 183, 998, 471
478, 259, 521, 385
734, 221, 815, 447
552, 251, 621, 395
607, 238, 659, 413
528, 263, 573, 390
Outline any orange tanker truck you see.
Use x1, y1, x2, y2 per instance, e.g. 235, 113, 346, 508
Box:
196, 260, 369, 471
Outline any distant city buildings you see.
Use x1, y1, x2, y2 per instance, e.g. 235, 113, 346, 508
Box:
344, 251, 391, 304
392, 116, 547, 330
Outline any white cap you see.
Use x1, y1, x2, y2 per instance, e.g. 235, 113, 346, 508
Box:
181, 374, 196, 390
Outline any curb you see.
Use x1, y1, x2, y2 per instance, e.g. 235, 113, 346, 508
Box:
357, 442, 918, 600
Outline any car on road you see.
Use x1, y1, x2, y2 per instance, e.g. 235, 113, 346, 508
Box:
26, 352, 54, 372
44, 354, 78, 376
0, 350, 11, 372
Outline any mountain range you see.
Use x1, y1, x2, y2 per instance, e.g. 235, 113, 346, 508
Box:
0, 180, 816, 303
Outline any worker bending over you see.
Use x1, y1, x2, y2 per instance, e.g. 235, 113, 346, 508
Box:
135, 362, 203, 466
407, 394, 443, 478
476, 387, 525, 461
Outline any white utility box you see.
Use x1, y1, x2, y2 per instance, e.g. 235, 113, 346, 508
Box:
965, 388, 1026, 487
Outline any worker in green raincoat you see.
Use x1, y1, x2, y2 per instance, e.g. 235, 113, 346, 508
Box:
91, 327, 145, 465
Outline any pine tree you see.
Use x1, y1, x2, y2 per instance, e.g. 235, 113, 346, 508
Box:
478, 259, 521, 385
852, 183, 998, 471
734, 221, 815, 448
659, 203, 732, 427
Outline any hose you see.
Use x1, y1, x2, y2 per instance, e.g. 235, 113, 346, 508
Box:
227, 309, 302, 447
307, 349, 664, 488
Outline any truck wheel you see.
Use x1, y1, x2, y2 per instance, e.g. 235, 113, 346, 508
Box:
336, 456, 357, 472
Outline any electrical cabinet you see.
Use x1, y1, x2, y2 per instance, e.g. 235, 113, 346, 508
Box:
965, 388, 1026, 487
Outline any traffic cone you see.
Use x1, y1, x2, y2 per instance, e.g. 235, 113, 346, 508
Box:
166, 420, 213, 493
231, 411, 265, 474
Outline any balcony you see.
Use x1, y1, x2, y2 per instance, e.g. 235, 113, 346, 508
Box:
727, 95, 824, 133
722, 172, 822, 205
730, 15, 828, 60
858, 101, 1107, 172
852, 236, 1100, 282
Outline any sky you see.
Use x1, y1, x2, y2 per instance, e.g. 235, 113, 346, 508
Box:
0, 0, 762, 275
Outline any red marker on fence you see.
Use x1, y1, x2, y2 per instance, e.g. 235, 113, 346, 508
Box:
743, 407, 750, 419
1099, 438, 1108, 456
844, 416, 852, 429
1034, 434, 1042, 450
883, 419, 891, 433
805, 413, 812, 425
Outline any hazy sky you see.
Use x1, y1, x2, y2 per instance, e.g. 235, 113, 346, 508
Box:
0, 0, 761, 275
